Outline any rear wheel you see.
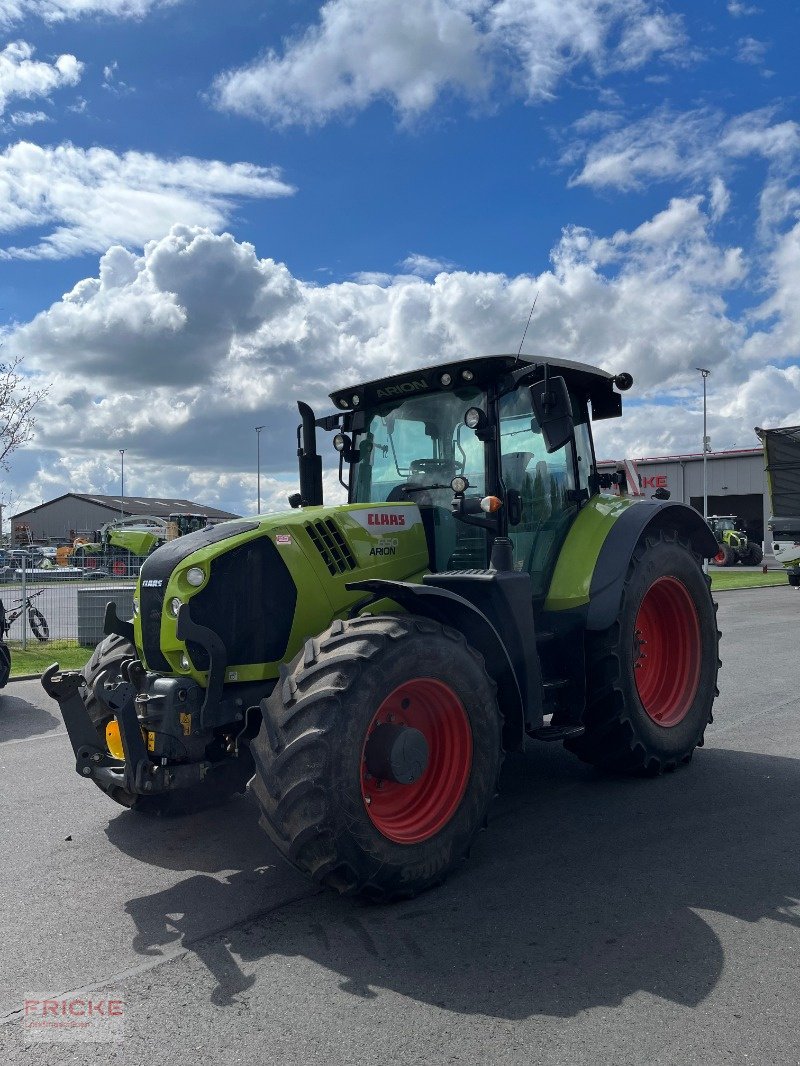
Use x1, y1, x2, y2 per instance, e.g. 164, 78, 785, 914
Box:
250, 614, 502, 900
566, 530, 720, 773
81, 633, 254, 814
743, 543, 763, 566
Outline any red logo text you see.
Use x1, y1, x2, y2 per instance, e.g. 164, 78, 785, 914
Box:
367, 513, 406, 527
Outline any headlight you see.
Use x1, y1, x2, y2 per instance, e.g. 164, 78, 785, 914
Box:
186, 566, 205, 587
132, 598, 139, 617
169, 597, 182, 617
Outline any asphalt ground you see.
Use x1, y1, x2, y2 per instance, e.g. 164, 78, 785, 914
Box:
2, 585, 800, 1064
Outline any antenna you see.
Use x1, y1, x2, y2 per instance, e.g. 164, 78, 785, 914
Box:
515, 290, 539, 365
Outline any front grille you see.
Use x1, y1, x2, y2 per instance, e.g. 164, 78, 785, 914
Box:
187, 537, 297, 669
305, 518, 357, 575
138, 519, 259, 672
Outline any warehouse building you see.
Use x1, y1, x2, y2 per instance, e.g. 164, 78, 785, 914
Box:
10, 493, 239, 545
598, 448, 772, 549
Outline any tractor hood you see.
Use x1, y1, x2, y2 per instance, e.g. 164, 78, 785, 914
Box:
133, 504, 430, 684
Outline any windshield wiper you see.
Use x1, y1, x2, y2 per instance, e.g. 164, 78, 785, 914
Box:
400, 483, 452, 494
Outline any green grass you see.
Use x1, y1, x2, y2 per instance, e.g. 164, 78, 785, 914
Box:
8, 641, 91, 677
710, 570, 789, 591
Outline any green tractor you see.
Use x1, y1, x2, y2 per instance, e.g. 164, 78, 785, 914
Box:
707, 515, 763, 567
43, 355, 720, 899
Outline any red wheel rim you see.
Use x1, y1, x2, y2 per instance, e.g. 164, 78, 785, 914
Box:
713, 549, 726, 565
361, 678, 473, 844
634, 576, 702, 727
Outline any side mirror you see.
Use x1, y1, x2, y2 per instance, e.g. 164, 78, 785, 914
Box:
529, 375, 574, 454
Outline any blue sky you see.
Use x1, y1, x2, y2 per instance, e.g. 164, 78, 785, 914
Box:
2, 0, 800, 520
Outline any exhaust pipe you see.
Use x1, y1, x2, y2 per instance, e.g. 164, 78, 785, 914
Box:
296, 401, 324, 507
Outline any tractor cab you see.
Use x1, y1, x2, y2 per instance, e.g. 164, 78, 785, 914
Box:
315, 354, 632, 599
708, 515, 740, 536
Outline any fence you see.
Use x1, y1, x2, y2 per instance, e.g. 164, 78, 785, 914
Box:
0, 555, 145, 652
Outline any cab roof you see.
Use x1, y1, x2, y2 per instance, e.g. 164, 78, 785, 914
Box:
329, 353, 627, 421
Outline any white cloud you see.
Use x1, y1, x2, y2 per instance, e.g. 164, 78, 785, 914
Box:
7, 190, 798, 519
401, 252, 458, 276
727, 1, 760, 16
736, 36, 767, 66
213, 0, 684, 127
568, 106, 800, 192
9, 108, 49, 124
0, 41, 82, 115
0, 0, 177, 26
0, 141, 295, 259
709, 176, 730, 222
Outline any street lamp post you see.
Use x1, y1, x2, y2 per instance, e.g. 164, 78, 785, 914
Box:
255, 426, 266, 514
119, 449, 126, 518
696, 367, 711, 573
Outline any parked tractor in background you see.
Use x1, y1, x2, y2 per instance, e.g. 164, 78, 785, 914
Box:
707, 515, 763, 567
43, 354, 721, 900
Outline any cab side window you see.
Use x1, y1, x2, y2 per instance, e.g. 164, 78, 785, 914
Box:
499, 389, 577, 596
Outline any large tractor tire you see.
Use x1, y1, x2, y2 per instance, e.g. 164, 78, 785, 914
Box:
743, 543, 763, 566
566, 530, 720, 774
712, 543, 736, 567
250, 614, 502, 901
81, 633, 254, 815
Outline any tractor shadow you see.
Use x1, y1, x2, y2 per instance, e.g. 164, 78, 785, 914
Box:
115, 743, 800, 1016
0, 687, 61, 742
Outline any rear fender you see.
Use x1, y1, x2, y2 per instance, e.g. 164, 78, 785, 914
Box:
586, 500, 717, 631
346, 579, 526, 752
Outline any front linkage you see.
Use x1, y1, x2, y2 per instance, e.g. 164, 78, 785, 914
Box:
42, 601, 260, 806
42, 661, 212, 800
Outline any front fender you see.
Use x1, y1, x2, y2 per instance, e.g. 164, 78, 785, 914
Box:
346, 578, 526, 752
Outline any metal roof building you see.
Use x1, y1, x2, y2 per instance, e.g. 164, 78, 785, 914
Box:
10, 493, 239, 545
598, 447, 772, 549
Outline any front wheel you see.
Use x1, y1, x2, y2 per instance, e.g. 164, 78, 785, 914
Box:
28, 608, 49, 642
566, 530, 720, 774
712, 543, 735, 567
251, 614, 502, 900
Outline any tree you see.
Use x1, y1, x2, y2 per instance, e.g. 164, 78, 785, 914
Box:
0, 357, 47, 472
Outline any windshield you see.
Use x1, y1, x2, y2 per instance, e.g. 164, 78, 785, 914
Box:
353, 386, 486, 505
